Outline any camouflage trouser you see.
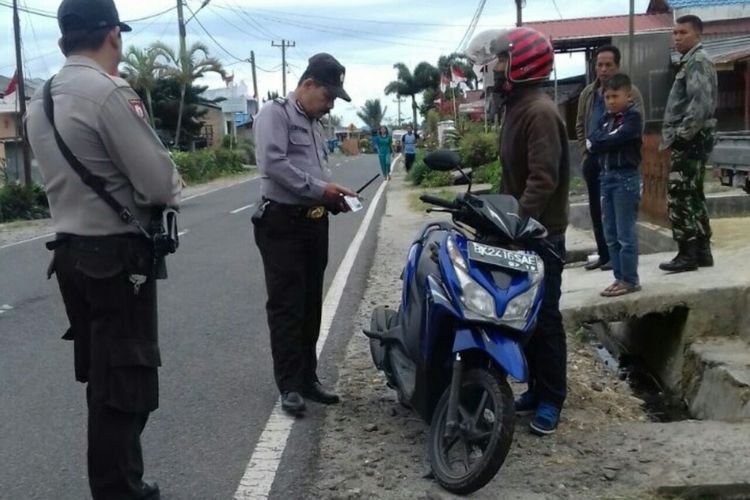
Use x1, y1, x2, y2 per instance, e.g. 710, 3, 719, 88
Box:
667, 130, 714, 243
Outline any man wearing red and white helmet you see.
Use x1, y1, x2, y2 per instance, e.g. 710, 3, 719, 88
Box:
468, 27, 570, 435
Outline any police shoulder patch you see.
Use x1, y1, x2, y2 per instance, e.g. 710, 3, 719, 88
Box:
129, 99, 148, 121
273, 97, 288, 105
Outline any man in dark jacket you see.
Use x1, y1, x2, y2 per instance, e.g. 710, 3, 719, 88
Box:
467, 27, 569, 435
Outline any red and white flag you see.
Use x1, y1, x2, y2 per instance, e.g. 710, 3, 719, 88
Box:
1, 70, 18, 97
451, 66, 466, 88
224, 73, 235, 87
439, 73, 451, 93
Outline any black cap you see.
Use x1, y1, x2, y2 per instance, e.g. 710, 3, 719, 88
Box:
58, 0, 132, 35
302, 53, 351, 102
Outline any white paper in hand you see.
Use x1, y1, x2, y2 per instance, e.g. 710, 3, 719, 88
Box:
344, 195, 363, 212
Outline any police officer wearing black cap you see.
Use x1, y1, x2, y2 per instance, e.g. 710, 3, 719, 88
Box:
253, 53, 356, 415
25, 1, 181, 498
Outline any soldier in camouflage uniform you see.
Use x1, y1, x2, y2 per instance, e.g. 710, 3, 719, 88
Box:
659, 14, 717, 273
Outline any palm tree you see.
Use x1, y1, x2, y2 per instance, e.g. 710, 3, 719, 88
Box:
122, 46, 159, 128
384, 62, 439, 129
356, 99, 388, 130
151, 41, 225, 147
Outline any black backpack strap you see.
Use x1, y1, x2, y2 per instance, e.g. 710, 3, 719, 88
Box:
42, 77, 149, 237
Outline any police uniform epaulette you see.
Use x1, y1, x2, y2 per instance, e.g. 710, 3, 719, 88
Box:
273, 97, 288, 105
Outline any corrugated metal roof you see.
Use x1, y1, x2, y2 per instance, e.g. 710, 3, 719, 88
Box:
671, 35, 750, 64
668, 0, 750, 7
525, 13, 673, 41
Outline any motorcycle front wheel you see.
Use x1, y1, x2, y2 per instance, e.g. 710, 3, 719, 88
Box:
428, 367, 515, 495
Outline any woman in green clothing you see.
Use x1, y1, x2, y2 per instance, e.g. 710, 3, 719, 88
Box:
373, 126, 393, 180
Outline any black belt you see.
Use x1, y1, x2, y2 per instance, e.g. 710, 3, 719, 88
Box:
264, 200, 328, 219
46, 233, 148, 253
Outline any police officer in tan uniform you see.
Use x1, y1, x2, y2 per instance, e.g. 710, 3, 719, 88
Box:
25, 1, 180, 498
253, 53, 355, 415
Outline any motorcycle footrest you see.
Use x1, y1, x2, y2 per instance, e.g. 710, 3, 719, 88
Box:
362, 328, 385, 340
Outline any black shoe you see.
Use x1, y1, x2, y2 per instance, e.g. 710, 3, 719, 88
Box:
303, 382, 340, 405
600, 261, 613, 271
138, 482, 160, 500
659, 241, 698, 273
584, 258, 608, 271
697, 238, 714, 267
281, 391, 306, 414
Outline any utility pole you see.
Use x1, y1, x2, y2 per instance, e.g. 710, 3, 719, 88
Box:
249, 51, 259, 100
515, 0, 523, 27
12, 0, 31, 186
392, 96, 406, 127
628, 0, 635, 73
272, 40, 295, 95
176, 0, 187, 60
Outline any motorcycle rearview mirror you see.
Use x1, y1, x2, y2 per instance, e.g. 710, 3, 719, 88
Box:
423, 149, 473, 192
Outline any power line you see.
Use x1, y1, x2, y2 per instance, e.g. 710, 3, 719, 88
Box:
255, 13, 452, 50
215, 3, 474, 28
124, 6, 178, 23
551, 0, 564, 20
0, 0, 55, 18
455, 0, 487, 53
219, 1, 281, 40
0, 1, 176, 22
184, 2, 247, 63
206, 4, 267, 41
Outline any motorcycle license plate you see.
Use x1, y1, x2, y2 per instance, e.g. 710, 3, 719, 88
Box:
467, 241, 539, 273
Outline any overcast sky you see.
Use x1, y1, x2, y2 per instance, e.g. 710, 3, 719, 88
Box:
1, 0, 653, 126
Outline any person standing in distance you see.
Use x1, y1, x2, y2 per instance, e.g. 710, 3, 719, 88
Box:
252, 53, 356, 416
25, 0, 181, 498
575, 45, 644, 272
401, 125, 419, 173
374, 125, 393, 180
467, 27, 570, 435
659, 14, 718, 273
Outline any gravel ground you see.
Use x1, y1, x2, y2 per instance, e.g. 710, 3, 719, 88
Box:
309, 166, 750, 500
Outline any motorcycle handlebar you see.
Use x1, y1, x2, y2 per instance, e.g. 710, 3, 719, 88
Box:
419, 194, 456, 209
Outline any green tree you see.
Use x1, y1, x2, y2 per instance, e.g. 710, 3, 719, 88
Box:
384, 62, 439, 129
356, 99, 388, 130
122, 45, 159, 128
151, 41, 225, 147
437, 53, 477, 90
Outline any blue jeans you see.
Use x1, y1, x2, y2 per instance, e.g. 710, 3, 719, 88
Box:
600, 169, 641, 286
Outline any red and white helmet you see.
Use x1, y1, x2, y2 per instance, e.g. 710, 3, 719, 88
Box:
466, 27, 554, 91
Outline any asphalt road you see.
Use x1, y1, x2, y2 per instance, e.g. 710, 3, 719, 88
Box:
0, 154, 387, 499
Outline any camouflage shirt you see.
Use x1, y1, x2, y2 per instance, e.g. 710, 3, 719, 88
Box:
661, 43, 718, 150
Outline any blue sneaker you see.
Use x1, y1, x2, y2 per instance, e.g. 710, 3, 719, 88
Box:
529, 402, 560, 435
514, 391, 537, 416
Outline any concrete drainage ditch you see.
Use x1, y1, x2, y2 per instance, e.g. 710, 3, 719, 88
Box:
577, 294, 750, 422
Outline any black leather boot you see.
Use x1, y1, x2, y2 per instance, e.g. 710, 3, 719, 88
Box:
303, 382, 340, 404
281, 391, 306, 414
659, 240, 698, 272
696, 237, 714, 267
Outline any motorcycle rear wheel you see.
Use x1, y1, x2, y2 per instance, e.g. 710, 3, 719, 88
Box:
428, 367, 515, 494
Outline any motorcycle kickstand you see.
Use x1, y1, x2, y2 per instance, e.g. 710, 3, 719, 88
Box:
444, 353, 463, 439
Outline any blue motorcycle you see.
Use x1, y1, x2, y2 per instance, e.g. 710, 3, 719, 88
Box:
364, 150, 554, 494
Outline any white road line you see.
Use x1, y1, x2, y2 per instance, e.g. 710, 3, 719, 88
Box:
0, 232, 56, 251
1, 177, 259, 251
0, 304, 14, 315
182, 175, 259, 202
230, 203, 255, 215
233, 178, 389, 500
178, 229, 189, 237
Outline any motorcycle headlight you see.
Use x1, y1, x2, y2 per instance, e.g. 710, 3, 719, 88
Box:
499, 254, 544, 331
446, 237, 496, 319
